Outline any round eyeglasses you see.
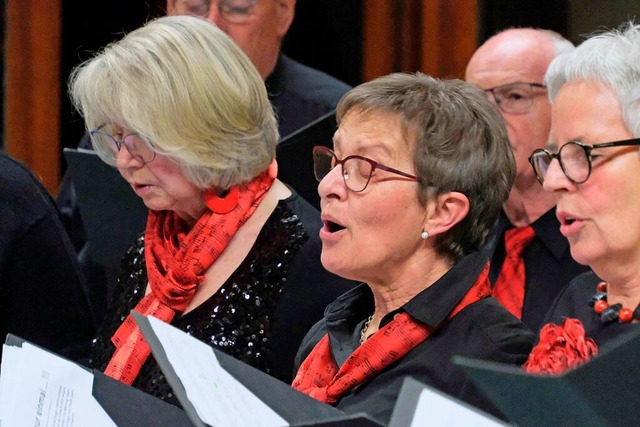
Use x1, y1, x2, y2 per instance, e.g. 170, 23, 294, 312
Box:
89, 126, 156, 165
483, 82, 547, 114
175, 0, 257, 23
529, 137, 640, 185
312, 146, 419, 192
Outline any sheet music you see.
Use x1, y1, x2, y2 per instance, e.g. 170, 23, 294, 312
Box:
0, 343, 116, 427
146, 315, 288, 427
409, 387, 508, 427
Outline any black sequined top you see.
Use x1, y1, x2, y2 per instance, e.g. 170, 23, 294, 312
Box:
89, 195, 357, 407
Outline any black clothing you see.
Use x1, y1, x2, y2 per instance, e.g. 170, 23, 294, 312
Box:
56, 55, 350, 320
266, 54, 350, 138
485, 208, 590, 333
89, 193, 356, 406
0, 153, 96, 361
544, 271, 637, 348
294, 250, 536, 425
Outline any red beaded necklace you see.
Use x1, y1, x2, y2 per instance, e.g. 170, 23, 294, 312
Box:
590, 281, 640, 323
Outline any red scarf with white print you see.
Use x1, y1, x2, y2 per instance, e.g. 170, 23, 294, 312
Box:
104, 161, 277, 385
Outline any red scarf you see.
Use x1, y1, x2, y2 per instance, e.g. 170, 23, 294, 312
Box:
104, 161, 277, 385
292, 262, 491, 404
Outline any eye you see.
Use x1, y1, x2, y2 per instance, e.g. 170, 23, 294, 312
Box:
342, 168, 350, 180
355, 159, 372, 178
504, 89, 527, 101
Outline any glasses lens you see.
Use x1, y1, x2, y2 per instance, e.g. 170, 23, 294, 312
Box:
559, 142, 590, 183
90, 131, 119, 163
179, 0, 210, 16
342, 157, 373, 192
122, 134, 156, 164
531, 150, 552, 184
219, 0, 256, 22
313, 148, 334, 182
493, 83, 534, 114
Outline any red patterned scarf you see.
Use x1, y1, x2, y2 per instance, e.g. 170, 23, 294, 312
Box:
292, 262, 491, 404
104, 161, 277, 385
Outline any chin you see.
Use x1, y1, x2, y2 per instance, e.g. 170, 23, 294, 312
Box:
568, 245, 598, 269
321, 253, 359, 282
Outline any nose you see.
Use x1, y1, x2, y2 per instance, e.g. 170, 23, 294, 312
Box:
542, 158, 573, 192
115, 146, 144, 170
205, 1, 226, 26
318, 164, 347, 202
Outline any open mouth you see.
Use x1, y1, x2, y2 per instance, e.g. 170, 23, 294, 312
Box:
564, 217, 576, 225
326, 220, 346, 233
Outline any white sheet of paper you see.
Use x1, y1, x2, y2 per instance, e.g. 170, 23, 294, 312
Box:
409, 387, 509, 427
147, 315, 288, 427
0, 342, 116, 427
0, 344, 21, 426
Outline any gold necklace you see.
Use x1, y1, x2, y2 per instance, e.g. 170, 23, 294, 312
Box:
360, 315, 374, 345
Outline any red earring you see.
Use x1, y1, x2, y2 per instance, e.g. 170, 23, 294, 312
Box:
204, 186, 239, 214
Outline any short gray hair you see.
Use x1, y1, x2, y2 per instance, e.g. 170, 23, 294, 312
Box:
545, 21, 640, 137
337, 73, 515, 262
69, 15, 278, 190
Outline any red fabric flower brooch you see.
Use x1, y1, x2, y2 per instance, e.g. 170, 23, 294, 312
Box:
523, 318, 598, 375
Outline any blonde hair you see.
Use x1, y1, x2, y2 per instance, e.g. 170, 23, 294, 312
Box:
69, 15, 278, 190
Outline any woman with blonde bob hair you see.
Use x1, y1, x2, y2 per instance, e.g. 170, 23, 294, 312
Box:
69, 15, 354, 404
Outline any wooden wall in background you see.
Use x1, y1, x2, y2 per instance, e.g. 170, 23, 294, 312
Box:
3, 0, 478, 194
363, 0, 478, 81
5, 0, 62, 195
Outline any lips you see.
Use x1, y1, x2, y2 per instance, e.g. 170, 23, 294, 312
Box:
325, 220, 346, 233
130, 181, 153, 196
320, 214, 346, 239
557, 210, 584, 237
557, 211, 579, 226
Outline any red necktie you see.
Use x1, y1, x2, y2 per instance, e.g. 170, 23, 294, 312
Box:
492, 226, 535, 319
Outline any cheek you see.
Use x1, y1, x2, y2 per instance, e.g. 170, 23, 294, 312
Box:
355, 192, 422, 236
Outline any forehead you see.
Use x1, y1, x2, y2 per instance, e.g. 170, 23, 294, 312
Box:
466, 34, 553, 87
550, 80, 628, 144
334, 109, 415, 156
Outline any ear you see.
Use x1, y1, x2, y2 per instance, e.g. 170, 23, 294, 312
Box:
423, 191, 469, 237
275, 0, 296, 38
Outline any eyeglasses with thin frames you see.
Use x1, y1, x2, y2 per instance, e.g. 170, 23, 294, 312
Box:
89, 125, 157, 165
483, 82, 547, 114
528, 137, 640, 184
312, 146, 419, 192
176, 0, 257, 23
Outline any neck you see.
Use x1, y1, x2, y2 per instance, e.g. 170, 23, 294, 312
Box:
176, 201, 208, 230
593, 264, 640, 310
503, 177, 556, 226
259, 49, 281, 81
367, 254, 452, 319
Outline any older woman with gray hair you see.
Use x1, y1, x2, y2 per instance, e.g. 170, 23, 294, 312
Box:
292, 73, 535, 424
526, 22, 640, 370
69, 15, 354, 404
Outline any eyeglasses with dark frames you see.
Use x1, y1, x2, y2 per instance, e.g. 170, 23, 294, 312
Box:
529, 137, 640, 185
483, 82, 547, 114
312, 145, 419, 192
89, 125, 157, 165
176, 0, 257, 23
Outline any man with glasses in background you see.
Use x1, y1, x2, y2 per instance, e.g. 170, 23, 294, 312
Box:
465, 28, 589, 333
166, 0, 351, 137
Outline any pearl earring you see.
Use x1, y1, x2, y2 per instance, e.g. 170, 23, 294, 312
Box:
421, 231, 429, 240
